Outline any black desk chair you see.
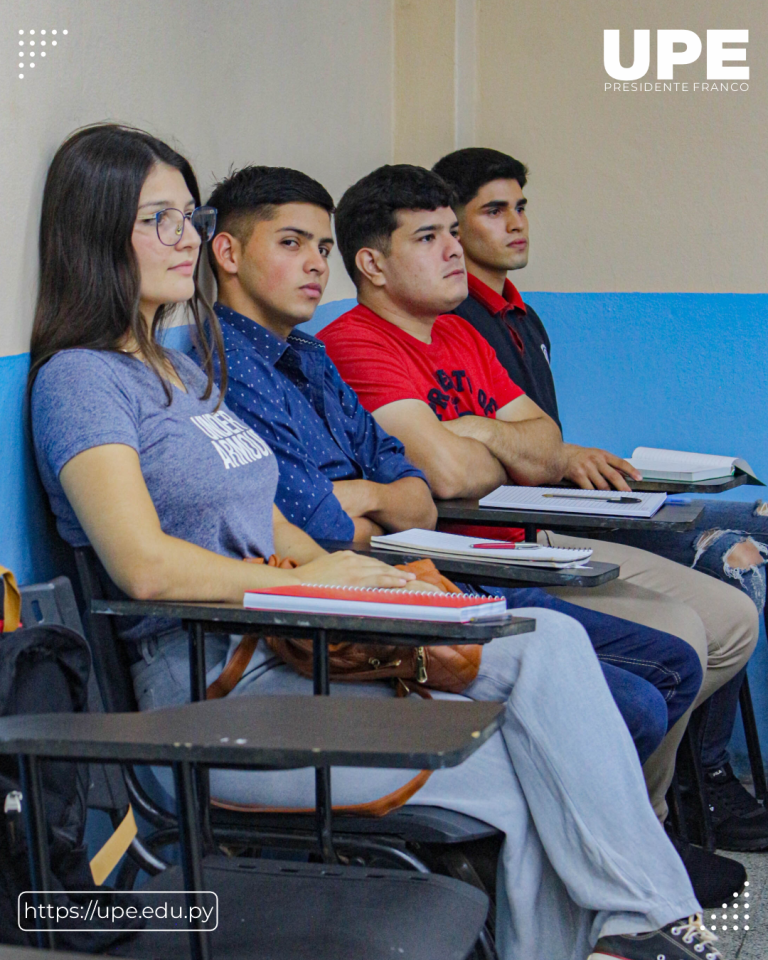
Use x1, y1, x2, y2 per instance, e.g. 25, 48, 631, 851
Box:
71, 547, 503, 955
0, 696, 502, 960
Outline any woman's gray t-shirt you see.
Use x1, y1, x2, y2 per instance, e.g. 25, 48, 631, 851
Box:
32, 349, 279, 634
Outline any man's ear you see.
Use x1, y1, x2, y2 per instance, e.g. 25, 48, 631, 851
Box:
355, 246, 387, 288
211, 232, 240, 276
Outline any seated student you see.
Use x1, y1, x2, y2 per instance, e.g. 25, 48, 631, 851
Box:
27, 124, 723, 960
200, 162, 701, 775
318, 163, 751, 897
202, 165, 436, 543
432, 146, 768, 854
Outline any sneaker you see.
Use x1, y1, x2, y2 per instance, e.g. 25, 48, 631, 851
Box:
703, 762, 768, 852
665, 825, 746, 908
589, 914, 723, 959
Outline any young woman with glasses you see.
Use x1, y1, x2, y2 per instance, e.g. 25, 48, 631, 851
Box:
28, 124, 722, 960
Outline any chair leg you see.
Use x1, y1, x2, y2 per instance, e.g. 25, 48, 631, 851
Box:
679, 720, 717, 852
739, 674, 767, 803
666, 771, 687, 842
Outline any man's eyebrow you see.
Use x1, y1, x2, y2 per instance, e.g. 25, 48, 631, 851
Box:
412, 222, 447, 235
277, 226, 311, 238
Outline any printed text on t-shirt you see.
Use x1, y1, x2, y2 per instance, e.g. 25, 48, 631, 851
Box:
428, 369, 499, 419
190, 411, 272, 469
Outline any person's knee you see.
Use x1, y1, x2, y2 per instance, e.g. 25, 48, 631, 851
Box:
602, 664, 668, 763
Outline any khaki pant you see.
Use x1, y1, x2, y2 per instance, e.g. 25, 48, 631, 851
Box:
540, 532, 759, 820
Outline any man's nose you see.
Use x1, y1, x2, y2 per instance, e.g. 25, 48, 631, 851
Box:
306, 247, 328, 272
507, 211, 525, 232
445, 234, 464, 258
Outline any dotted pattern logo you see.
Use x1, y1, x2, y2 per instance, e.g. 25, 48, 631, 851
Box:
707, 881, 752, 933
17, 28, 68, 79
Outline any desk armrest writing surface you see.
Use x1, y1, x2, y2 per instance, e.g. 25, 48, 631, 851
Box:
316, 539, 620, 589
435, 498, 704, 532
90, 598, 535, 645
0, 696, 504, 770
551, 474, 748, 494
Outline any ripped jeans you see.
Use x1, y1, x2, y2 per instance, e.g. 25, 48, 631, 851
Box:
607, 499, 768, 769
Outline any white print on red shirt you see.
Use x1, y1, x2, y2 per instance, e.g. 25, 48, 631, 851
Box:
190, 411, 272, 470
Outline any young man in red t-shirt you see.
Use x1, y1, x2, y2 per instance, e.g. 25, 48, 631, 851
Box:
319, 163, 746, 909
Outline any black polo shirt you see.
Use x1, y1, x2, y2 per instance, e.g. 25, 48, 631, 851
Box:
453, 274, 561, 431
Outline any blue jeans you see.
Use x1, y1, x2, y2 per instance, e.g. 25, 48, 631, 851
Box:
474, 586, 703, 764
608, 499, 768, 770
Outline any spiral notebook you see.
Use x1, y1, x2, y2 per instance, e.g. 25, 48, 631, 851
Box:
371, 529, 593, 568
243, 584, 508, 622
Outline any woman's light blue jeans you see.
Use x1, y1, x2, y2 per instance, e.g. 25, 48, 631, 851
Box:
131, 608, 699, 960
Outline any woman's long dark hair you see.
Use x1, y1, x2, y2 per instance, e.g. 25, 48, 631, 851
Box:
28, 123, 226, 404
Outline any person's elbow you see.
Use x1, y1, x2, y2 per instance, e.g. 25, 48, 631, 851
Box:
110, 547, 173, 601
412, 481, 438, 528
428, 461, 473, 501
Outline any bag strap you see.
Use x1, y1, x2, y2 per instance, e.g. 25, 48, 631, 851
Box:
211, 769, 433, 818
0, 566, 21, 633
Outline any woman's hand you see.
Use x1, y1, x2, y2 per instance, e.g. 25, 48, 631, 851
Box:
291, 551, 417, 589
401, 579, 443, 594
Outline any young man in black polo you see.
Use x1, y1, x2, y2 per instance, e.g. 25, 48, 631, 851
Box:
433, 147, 767, 853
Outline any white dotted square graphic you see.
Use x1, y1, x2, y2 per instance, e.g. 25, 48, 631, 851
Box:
707, 881, 753, 934
15, 27, 68, 78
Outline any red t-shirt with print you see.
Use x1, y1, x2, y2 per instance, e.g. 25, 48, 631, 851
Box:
319, 303, 528, 542
319, 303, 523, 420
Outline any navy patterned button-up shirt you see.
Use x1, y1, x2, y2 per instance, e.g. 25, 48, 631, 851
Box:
208, 304, 427, 541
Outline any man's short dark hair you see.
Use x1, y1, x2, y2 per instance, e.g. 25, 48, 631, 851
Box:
334, 164, 457, 284
432, 148, 528, 207
206, 165, 334, 277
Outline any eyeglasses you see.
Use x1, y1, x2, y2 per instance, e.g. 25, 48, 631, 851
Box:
137, 206, 218, 246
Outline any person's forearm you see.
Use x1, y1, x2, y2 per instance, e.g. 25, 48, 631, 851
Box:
272, 516, 329, 564
352, 517, 385, 542
364, 477, 438, 532
115, 533, 302, 603
446, 415, 565, 485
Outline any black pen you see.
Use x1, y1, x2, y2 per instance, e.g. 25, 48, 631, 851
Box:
541, 493, 643, 504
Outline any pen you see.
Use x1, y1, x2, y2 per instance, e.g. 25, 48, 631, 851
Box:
471, 543, 546, 549
541, 494, 642, 504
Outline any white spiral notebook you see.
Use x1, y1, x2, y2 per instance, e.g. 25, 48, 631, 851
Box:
478, 486, 667, 519
371, 529, 593, 568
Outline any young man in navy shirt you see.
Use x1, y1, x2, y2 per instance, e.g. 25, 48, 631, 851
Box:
202, 165, 436, 543
433, 147, 767, 853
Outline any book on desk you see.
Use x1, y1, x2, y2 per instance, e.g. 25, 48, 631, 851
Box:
243, 584, 508, 622
627, 447, 763, 485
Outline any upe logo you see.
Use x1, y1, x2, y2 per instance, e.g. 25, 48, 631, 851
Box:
604, 30, 749, 81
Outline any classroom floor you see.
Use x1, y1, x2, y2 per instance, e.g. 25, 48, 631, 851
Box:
706, 849, 767, 959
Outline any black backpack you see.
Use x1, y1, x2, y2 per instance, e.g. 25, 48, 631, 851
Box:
0, 622, 143, 950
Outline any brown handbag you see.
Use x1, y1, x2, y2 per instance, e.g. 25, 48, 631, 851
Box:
207, 556, 482, 698
205, 554, 482, 818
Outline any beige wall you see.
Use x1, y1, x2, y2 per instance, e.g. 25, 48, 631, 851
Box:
1, 0, 393, 358
4, 0, 763, 359
393, 0, 767, 293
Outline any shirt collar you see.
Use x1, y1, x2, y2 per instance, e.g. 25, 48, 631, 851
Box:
214, 302, 325, 367
467, 273, 527, 316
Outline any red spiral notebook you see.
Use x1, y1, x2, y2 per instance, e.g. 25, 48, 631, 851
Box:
243, 585, 507, 622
